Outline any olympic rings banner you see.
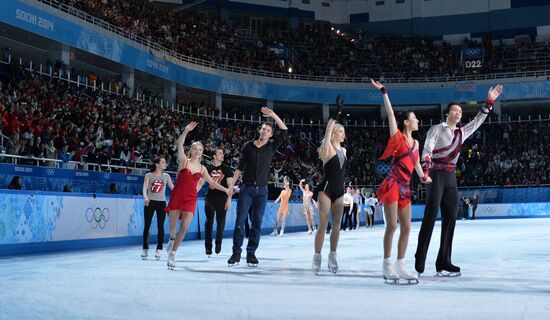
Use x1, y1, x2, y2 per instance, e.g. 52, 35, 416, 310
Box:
1, 189, 548, 255
0, 187, 382, 248
0, 190, 154, 245
474, 203, 550, 218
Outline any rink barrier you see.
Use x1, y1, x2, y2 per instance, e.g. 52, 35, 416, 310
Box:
1, 190, 549, 256
3, 163, 549, 203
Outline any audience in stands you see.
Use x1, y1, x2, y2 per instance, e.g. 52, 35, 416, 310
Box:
57, 0, 550, 79
1, 63, 548, 191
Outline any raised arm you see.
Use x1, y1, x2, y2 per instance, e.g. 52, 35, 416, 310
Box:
371, 79, 398, 136
360, 187, 368, 199
320, 119, 336, 163
299, 179, 306, 193
176, 121, 197, 169
261, 107, 287, 130
462, 84, 503, 140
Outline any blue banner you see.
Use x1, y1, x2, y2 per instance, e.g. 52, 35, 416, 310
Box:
266, 44, 288, 58
0, 163, 144, 194
462, 47, 485, 59
1, 189, 549, 256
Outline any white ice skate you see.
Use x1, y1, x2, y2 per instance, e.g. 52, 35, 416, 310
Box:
312, 253, 322, 275
279, 230, 284, 237
166, 239, 175, 255
383, 258, 399, 283
395, 259, 419, 284
155, 249, 162, 261
140, 249, 148, 260
307, 229, 312, 235
270, 229, 278, 236
328, 251, 338, 274
167, 251, 176, 270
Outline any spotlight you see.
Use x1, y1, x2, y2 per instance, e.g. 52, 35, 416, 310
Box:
331, 27, 334, 31
336, 30, 340, 34
288, 67, 293, 73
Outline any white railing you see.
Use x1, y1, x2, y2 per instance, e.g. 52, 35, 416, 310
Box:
0, 133, 8, 147
35, 0, 550, 84
0, 153, 176, 177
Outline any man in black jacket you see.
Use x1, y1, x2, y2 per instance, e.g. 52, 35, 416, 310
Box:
228, 107, 288, 267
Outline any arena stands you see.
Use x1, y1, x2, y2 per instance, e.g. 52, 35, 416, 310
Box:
2, 59, 548, 196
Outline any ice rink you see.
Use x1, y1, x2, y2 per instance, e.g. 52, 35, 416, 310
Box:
1, 218, 550, 320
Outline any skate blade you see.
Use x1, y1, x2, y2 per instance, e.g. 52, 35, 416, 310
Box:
141, 257, 148, 260
167, 265, 175, 270
383, 276, 400, 284
328, 267, 338, 274
247, 263, 258, 267
435, 271, 461, 277
228, 262, 239, 267
399, 278, 419, 285
155, 256, 161, 261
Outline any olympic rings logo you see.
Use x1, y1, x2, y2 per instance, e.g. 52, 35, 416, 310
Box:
464, 48, 481, 56
483, 206, 496, 214
368, 92, 381, 101
46, 169, 55, 176
85, 207, 111, 229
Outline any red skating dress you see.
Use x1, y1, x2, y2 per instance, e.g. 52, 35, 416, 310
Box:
165, 167, 202, 214
377, 131, 418, 210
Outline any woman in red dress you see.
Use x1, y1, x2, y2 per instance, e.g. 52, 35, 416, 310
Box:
166, 121, 231, 270
371, 80, 432, 283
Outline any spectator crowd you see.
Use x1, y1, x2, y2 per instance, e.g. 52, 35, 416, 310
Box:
56, 0, 550, 80
2, 61, 549, 196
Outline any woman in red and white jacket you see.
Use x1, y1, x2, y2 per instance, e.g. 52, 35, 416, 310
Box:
371, 79, 432, 283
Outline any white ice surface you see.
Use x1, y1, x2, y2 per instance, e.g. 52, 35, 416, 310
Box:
1, 218, 550, 320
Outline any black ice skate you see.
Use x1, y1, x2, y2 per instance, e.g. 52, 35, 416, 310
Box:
246, 253, 258, 267
227, 253, 241, 267
435, 263, 461, 277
